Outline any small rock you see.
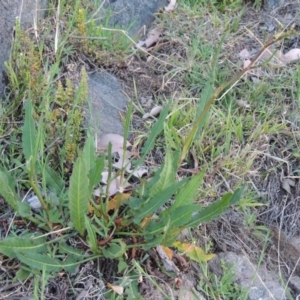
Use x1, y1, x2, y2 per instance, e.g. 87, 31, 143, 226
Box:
209, 252, 288, 300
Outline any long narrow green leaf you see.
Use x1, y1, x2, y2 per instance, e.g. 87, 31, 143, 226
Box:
0, 237, 46, 258
88, 155, 105, 191
0, 171, 19, 212
171, 169, 205, 210
85, 216, 98, 254
195, 83, 213, 137
15, 252, 63, 272
186, 193, 232, 227
167, 204, 200, 227
133, 179, 187, 224
185, 187, 244, 227
141, 104, 169, 158
82, 131, 96, 174
22, 101, 37, 160
149, 146, 178, 198
69, 154, 89, 236
229, 185, 245, 205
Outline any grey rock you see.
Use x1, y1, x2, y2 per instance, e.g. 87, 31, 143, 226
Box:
0, 0, 48, 98
87, 71, 129, 142
209, 252, 287, 300
98, 0, 168, 35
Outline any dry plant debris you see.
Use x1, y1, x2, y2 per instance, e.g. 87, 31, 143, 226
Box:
95, 133, 148, 196
136, 28, 164, 50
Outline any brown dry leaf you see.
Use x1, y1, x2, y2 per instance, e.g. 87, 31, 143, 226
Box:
107, 283, 124, 295
107, 193, 131, 211
156, 245, 180, 274
161, 246, 173, 259
165, 0, 177, 12
136, 28, 163, 49
142, 106, 163, 119
173, 241, 215, 263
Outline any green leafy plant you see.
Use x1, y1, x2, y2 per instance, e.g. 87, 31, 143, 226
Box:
0, 91, 244, 279
4, 0, 292, 297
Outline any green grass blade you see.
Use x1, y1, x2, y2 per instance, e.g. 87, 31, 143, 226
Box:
141, 104, 169, 158
22, 101, 37, 161
133, 179, 187, 224
194, 83, 213, 137
185, 187, 244, 227
171, 169, 205, 209
0, 237, 46, 258
123, 100, 133, 143
69, 154, 90, 236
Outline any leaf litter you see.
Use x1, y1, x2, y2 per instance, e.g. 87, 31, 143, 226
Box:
142, 106, 163, 119
95, 134, 148, 197
136, 28, 163, 50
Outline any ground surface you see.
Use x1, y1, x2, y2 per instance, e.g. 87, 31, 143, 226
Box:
1, 0, 300, 299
